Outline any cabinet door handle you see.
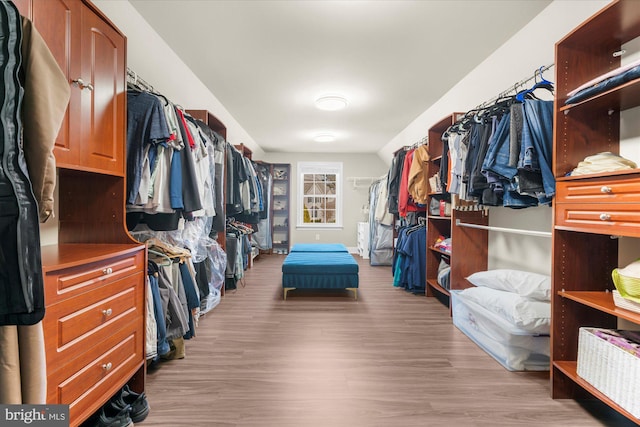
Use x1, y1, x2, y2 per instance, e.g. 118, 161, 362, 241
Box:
600, 186, 613, 193
599, 213, 611, 221
72, 78, 94, 91
102, 308, 113, 317
102, 362, 113, 372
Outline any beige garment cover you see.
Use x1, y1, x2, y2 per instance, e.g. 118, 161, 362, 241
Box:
20, 16, 71, 222
0, 323, 47, 404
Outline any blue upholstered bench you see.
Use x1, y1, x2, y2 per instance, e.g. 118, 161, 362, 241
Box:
282, 249, 359, 300
290, 243, 348, 253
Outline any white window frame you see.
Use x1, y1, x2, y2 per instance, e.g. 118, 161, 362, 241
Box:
297, 161, 343, 229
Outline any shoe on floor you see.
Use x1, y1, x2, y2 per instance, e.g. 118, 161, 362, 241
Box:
111, 384, 150, 423
91, 403, 133, 427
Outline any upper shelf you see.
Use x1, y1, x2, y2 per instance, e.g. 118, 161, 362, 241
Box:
559, 77, 640, 115
558, 290, 640, 325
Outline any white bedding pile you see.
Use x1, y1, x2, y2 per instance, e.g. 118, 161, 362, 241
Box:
451, 269, 552, 371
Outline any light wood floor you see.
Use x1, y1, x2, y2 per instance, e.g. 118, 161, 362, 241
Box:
143, 254, 634, 427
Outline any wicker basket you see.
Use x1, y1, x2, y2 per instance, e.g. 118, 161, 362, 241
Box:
577, 328, 640, 419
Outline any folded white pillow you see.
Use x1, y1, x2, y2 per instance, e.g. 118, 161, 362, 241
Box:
459, 286, 551, 335
466, 269, 551, 301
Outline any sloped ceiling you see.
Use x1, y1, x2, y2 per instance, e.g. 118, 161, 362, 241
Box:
129, 0, 552, 153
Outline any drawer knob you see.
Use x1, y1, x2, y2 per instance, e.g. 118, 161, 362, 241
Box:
102, 308, 113, 317
102, 267, 113, 275
599, 213, 611, 221
72, 78, 94, 91
102, 362, 113, 372
600, 186, 612, 193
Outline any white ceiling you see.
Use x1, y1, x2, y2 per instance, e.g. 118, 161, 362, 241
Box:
129, 0, 551, 154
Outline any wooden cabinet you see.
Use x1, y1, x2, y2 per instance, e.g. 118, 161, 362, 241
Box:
551, 1, 640, 423
29, 0, 125, 175
272, 163, 291, 254
14, 1, 145, 426
425, 114, 488, 304
41, 245, 145, 425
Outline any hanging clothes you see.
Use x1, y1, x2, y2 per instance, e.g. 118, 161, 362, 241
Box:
368, 178, 393, 266
443, 94, 554, 209
393, 223, 426, 293
252, 162, 273, 250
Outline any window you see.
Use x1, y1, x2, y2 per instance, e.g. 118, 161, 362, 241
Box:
297, 162, 342, 228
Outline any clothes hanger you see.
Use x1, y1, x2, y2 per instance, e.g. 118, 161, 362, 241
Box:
147, 248, 172, 266
515, 67, 554, 102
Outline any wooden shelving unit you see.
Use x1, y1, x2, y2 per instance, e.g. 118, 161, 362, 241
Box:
425, 114, 488, 305
271, 163, 291, 254
551, 1, 640, 423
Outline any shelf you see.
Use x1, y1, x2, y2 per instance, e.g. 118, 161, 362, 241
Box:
426, 279, 450, 297
556, 168, 640, 182
559, 77, 640, 114
558, 291, 640, 324
428, 246, 451, 256
428, 215, 451, 220
554, 361, 639, 424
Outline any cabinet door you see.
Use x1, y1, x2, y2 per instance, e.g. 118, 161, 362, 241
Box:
31, 0, 81, 167
79, 5, 125, 176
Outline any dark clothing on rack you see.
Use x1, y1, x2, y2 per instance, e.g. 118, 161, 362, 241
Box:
195, 121, 226, 232
387, 150, 406, 214
176, 108, 202, 214
193, 260, 211, 300
126, 90, 170, 205
179, 262, 199, 340
147, 261, 171, 356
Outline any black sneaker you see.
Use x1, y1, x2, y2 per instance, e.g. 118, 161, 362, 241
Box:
111, 385, 149, 423
92, 403, 133, 427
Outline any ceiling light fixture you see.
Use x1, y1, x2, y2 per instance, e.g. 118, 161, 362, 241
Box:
315, 95, 348, 111
314, 133, 336, 143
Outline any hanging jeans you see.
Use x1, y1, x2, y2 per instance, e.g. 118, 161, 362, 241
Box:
520, 100, 554, 202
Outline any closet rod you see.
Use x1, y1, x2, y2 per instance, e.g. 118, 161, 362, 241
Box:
474, 63, 554, 111
126, 67, 155, 92
455, 219, 551, 238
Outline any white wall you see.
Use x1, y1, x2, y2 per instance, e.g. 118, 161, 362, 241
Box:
259, 152, 388, 247
377, 0, 610, 162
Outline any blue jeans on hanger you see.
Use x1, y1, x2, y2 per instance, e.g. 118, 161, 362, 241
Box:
520, 100, 554, 199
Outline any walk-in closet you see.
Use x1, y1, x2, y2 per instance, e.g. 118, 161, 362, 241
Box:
2, 0, 639, 426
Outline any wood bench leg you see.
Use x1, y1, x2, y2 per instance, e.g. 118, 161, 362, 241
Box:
283, 287, 295, 300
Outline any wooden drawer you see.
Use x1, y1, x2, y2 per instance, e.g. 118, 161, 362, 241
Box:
555, 203, 640, 237
47, 324, 144, 426
43, 272, 144, 370
44, 250, 144, 304
556, 175, 640, 204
